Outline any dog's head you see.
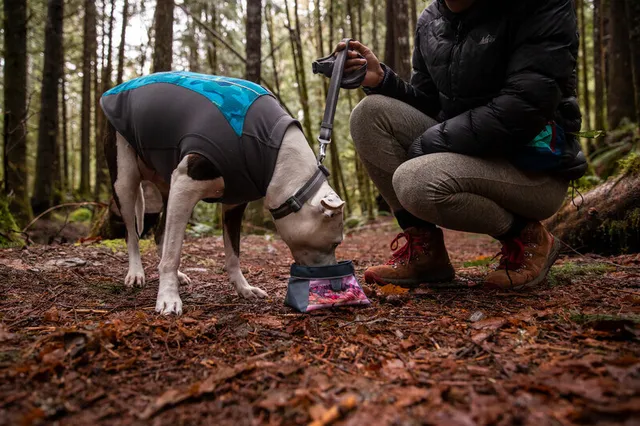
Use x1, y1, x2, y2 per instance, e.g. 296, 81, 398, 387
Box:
274, 182, 345, 266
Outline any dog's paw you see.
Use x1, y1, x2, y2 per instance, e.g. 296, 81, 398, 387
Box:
177, 271, 191, 286
155, 292, 183, 315
237, 284, 268, 299
125, 268, 145, 287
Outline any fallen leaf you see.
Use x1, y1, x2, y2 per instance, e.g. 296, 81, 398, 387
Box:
140, 361, 275, 419
393, 386, 431, 408
43, 306, 60, 322
471, 317, 506, 330
381, 359, 412, 381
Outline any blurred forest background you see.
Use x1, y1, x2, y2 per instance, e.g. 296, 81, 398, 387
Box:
1, 0, 639, 245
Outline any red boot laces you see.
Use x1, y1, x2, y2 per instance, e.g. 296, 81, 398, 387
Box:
386, 231, 428, 265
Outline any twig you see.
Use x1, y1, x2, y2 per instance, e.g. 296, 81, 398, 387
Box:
22, 202, 108, 233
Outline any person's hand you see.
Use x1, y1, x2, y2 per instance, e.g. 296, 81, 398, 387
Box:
335, 40, 385, 88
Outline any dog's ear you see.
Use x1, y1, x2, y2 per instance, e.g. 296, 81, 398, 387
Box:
320, 192, 345, 218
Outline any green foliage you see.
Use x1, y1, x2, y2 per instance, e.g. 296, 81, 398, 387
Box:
186, 222, 221, 238
589, 120, 639, 178
94, 238, 155, 254
548, 261, 615, 286
598, 208, 640, 254
0, 195, 20, 247
344, 216, 362, 230
462, 256, 494, 268
69, 207, 93, 223
618, 151, 640, 176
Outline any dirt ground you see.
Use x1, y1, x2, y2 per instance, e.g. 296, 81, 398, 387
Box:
1, 217, 639, 425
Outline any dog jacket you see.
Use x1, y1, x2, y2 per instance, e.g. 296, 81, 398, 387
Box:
100, 71, 300, 204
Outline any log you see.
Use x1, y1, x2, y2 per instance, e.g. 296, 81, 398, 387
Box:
544, 171, 640, 255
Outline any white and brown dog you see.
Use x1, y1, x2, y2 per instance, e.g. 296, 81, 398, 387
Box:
101, 71, 345, 315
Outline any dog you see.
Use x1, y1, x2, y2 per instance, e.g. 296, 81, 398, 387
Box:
100, 71, 345, 315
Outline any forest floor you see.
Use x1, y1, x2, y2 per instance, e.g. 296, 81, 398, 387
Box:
1, 216, 640, 425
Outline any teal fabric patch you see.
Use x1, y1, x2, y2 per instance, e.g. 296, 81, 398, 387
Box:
527, 124, 554, 149
102, 71, 270, 136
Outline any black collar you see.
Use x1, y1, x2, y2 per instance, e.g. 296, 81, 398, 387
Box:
269, 165, 330, 220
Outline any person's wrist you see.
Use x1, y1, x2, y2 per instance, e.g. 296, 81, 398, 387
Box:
364, 65, 386, 89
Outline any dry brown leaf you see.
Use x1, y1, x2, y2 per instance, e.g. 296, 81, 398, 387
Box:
471, 317, 506, 330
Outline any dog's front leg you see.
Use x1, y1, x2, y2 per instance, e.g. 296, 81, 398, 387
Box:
222, 204, 268, 299
156, 156, 223, 315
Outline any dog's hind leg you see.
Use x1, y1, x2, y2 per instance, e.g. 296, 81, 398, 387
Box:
111, 133, 146, 287
156, 154, 224, 315
222, 203, 268, 299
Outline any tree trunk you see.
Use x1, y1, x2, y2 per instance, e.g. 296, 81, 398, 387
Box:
95, 0, 116, 202
395, 0, 411, 80
607, 0, 636, 128
294, 0, 313, 142
626, 0, 640, 124
204, 2, 218, 73
371, 0, 379, 52
80, 0, 97, 197
593, 0, 605, 148
283, 0, 313, 142
61, 66, 70, 193
187, 16, 200, 72
3, 0, 32, 225
244, 0, 266, 228
265, 2, 281, 96
384, 0, 396, 70
152, 0, 175, 72
409, 0, 416, 43
245, 0, 262, 83
33, 0, 65, 214
578, 0, 591, 133
116, 0, 128, 85
544, 171, 640, 255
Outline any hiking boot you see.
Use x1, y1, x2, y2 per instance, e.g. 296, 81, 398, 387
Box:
484, 221, 561, 290
364, 227, 455, 287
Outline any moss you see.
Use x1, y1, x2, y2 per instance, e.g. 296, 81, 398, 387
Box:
463, 256, 494, 268
92, 238, 155, 254
344, 216, 362, 230
69, 207, 93, 223
618, 151, 640, 176
548, 261, 615, 286
0, 195, 20, 247
598, 207, 640, 254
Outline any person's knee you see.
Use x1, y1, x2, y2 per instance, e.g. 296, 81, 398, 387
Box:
349, 95, 388, 150
392, 156, 454, 219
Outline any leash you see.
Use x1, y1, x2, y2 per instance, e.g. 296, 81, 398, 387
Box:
317, 38, 352, 165
269, 38, 352, 220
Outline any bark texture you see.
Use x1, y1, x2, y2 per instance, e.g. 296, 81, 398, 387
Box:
33, 0, 65, 214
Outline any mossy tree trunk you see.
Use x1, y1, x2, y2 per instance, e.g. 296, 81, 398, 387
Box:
544, 170, 640, 255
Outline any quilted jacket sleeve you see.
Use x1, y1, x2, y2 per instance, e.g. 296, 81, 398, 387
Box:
414, 0, 579, 157
363, 23, 441, 119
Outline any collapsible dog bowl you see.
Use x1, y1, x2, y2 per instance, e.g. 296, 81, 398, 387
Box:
284, 260, 371, 312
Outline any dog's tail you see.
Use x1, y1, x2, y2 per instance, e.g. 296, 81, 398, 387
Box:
135, 184, 145, 238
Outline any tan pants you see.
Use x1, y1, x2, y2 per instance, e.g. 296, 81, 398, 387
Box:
349, 95, 569, 237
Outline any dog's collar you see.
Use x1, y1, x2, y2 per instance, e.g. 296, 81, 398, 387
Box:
269, 165, 330, 220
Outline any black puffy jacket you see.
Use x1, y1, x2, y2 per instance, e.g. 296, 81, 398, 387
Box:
364, 0, 587, 180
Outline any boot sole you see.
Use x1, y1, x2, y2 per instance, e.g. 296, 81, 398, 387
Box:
364, 269, 456, 288
484, 236, 562, 291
